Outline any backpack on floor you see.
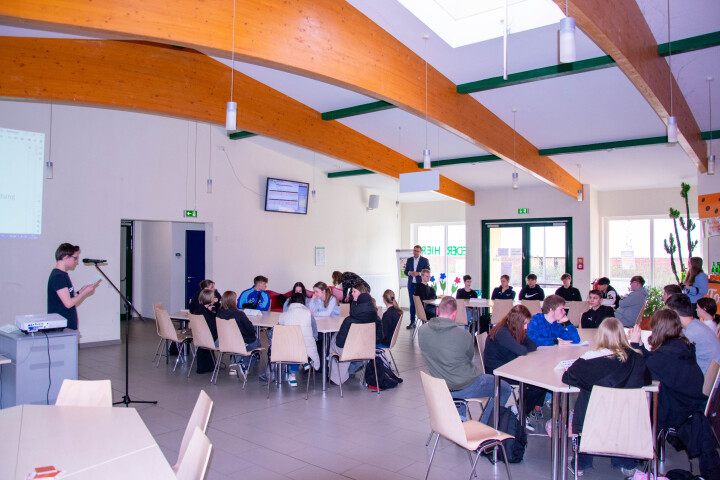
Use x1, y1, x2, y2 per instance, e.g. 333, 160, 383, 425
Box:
483, 406, 527, 464
195, 348, 216, 374
365, 350, 403, 390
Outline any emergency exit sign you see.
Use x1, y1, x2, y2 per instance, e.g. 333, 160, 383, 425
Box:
184, 210, 198, 217
518, 208, 529, 214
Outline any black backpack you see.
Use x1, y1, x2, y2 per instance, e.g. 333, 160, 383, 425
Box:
483, 406, 527, 463
365, 350, 403, 390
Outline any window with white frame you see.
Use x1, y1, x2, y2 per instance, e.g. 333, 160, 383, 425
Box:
605, 216, 702, 294
415, 223, 466, 295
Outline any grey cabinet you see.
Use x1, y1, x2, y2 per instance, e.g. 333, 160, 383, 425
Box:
0, 329, 78, 408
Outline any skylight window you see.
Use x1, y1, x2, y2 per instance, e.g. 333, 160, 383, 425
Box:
397, 0, 565, 48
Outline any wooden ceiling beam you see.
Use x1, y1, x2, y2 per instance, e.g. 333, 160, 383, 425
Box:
554, 0, 707, 172
0, 0, 580, 198
0, 37, 474, 204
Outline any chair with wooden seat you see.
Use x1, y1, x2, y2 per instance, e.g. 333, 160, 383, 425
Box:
566, 301, 589, 328
571, 386, 655, 480
705, 360, 720, 397
330, 322, 379, 397
339, 302, 350, 318
55, 379, 112, 407
173, 390, 213, 474
215, 318, 265, 387
174, 426, 212, 480
267, 325, 315, 399
377, 311, 403, 374
413, 295, 429, 339
634, 299, 648, 326
490, 299, 513, 328
153, 303, 193, 371
520, 299, 541, 317
420, 371, 513, 480
187, 314, 220, 381
455, 299, 468, 326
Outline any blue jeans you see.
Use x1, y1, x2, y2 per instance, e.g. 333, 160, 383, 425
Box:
451, 374, 512, 424
233, 338, 262, 367
408, 281, 417, 324
577, 453, 638, 470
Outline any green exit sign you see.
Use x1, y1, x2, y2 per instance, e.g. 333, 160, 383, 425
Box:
518, 208, 529, 214
184, 210, 198, 217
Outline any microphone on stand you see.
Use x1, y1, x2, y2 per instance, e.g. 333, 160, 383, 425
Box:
82, 258, 108, 265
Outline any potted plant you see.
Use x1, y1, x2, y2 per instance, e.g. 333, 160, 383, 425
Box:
638, 286, 664, 330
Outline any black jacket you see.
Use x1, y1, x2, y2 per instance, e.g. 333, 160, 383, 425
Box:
519, 285, 545, 301
216, 307, 257, 344
335, 301, 381, 349
580, 305, 615, 329
491, 286, 516, 300
632, 338, 707, 430
189, 289, 221, 315
379, 308, 401, 347
456, 288, 478, 300
562, 348, 651, 433
483, 326, 537, 374
414, 282, 437, 302
555, 286, 582, 302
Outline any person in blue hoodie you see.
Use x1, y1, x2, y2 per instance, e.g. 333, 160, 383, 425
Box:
527, 295, 581, 346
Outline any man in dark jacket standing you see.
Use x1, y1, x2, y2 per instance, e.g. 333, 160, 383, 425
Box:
418, 297, 511, 423
405, 245, 430, 329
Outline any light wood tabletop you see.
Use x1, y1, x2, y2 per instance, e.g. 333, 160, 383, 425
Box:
1, 404, 175, 480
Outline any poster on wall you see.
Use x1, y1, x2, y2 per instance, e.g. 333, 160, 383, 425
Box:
396, 249, 413, 288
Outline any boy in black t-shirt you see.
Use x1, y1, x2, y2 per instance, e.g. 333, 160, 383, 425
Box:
555, 273, 582, 302
519, 273, 545, 301
580, 290, 615, 328
47, 243, 99, 330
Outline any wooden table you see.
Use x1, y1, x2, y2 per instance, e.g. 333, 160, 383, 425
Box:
247, 311, 342, 392
492, 330, 657, 480
0, 405, 175, 480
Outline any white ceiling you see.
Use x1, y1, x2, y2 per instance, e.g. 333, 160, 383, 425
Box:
1, 0, 718, 202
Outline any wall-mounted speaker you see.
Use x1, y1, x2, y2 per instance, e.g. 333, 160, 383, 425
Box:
368, 194, 380, 210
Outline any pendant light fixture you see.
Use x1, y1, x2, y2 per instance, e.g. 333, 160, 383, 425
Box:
422, 34, 431, 169
225, 0, 237, 131
45, 103, 54, 179
559, 0, 576, 63
512, 108, 519, 190
666, 0, 678, 143
576, 164, 583, 202
709, 76, 715, 175
207, 126, 213, 193
502, 0, 509, 80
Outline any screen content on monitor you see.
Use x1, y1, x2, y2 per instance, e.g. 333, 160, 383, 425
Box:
0, 127, 45, 239
265, 178, 309, 214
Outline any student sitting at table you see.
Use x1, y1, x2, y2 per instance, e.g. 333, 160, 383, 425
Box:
555, 273, 582, 302
697, 297, 720, 335
662, 284, 683, 304
278, 292, 320, 387
329, 292, 381, 385
217, 291, 262, 376
562, 317, 651, 476
419, 296, 512, 423
483, 305, 546, 424
189, 279, 221, 314
195, 288, 219, 374
490, 274, 516, 300
580, 289, 615, 329
527, 295, 580, 346
596, 277, 619, 308
519, 273, 545, 301
667, 293, 720, 374
308, 281, 340, 317
629, 310, 720, 479
378, 289, 402, 347
455, 275, 478, 300
414, 269, 438, 318
614, 275, 648, 328
238, 275, 271, 311
282, 281, 309, 311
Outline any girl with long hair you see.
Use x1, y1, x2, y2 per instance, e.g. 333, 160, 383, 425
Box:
378, 289, 402, 347
217, 290, 261, 374
683, 257, 709, 309
697, 297, 720, 335
308, 281, 340, 317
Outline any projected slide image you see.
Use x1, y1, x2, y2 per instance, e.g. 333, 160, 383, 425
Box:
0, 128, 45, 239
265, 178, 309, 214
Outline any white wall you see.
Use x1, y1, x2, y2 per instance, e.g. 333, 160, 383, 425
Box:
400, 200, 466, 248
0, 100, 400, 343
133, 221, 172, 316
597, 186, 698, 218
466, 185, 593, 296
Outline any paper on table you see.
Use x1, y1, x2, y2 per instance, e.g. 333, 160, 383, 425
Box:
559, 341, 590, 346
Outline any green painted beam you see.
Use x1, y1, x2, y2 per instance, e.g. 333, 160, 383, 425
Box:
321, 101, 395, 120
416, 154, 500, 168
702, 129, 720, 141
228, 130, 258, 140
327, 168, 375, 178
658, 31, 720, 57
456, 56, 616, 94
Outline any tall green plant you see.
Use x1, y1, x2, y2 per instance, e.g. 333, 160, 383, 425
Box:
663, 232, 680, 284
669, 207, 685, 277
679, 182, 698, 258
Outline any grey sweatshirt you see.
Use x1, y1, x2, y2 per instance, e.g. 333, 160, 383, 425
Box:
418, 316, 479, 391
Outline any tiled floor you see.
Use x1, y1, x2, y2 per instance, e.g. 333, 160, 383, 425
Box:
79, 318, 694, 480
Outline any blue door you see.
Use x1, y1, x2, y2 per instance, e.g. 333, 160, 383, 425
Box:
185, 230, 205, 308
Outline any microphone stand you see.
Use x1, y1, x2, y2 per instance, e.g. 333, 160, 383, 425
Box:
86, 261, 157, 407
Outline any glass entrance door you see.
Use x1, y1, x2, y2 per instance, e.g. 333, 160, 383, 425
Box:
482, 218, 572, 299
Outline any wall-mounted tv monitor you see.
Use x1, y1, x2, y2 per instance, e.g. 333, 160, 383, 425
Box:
265, 177, 309, 214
